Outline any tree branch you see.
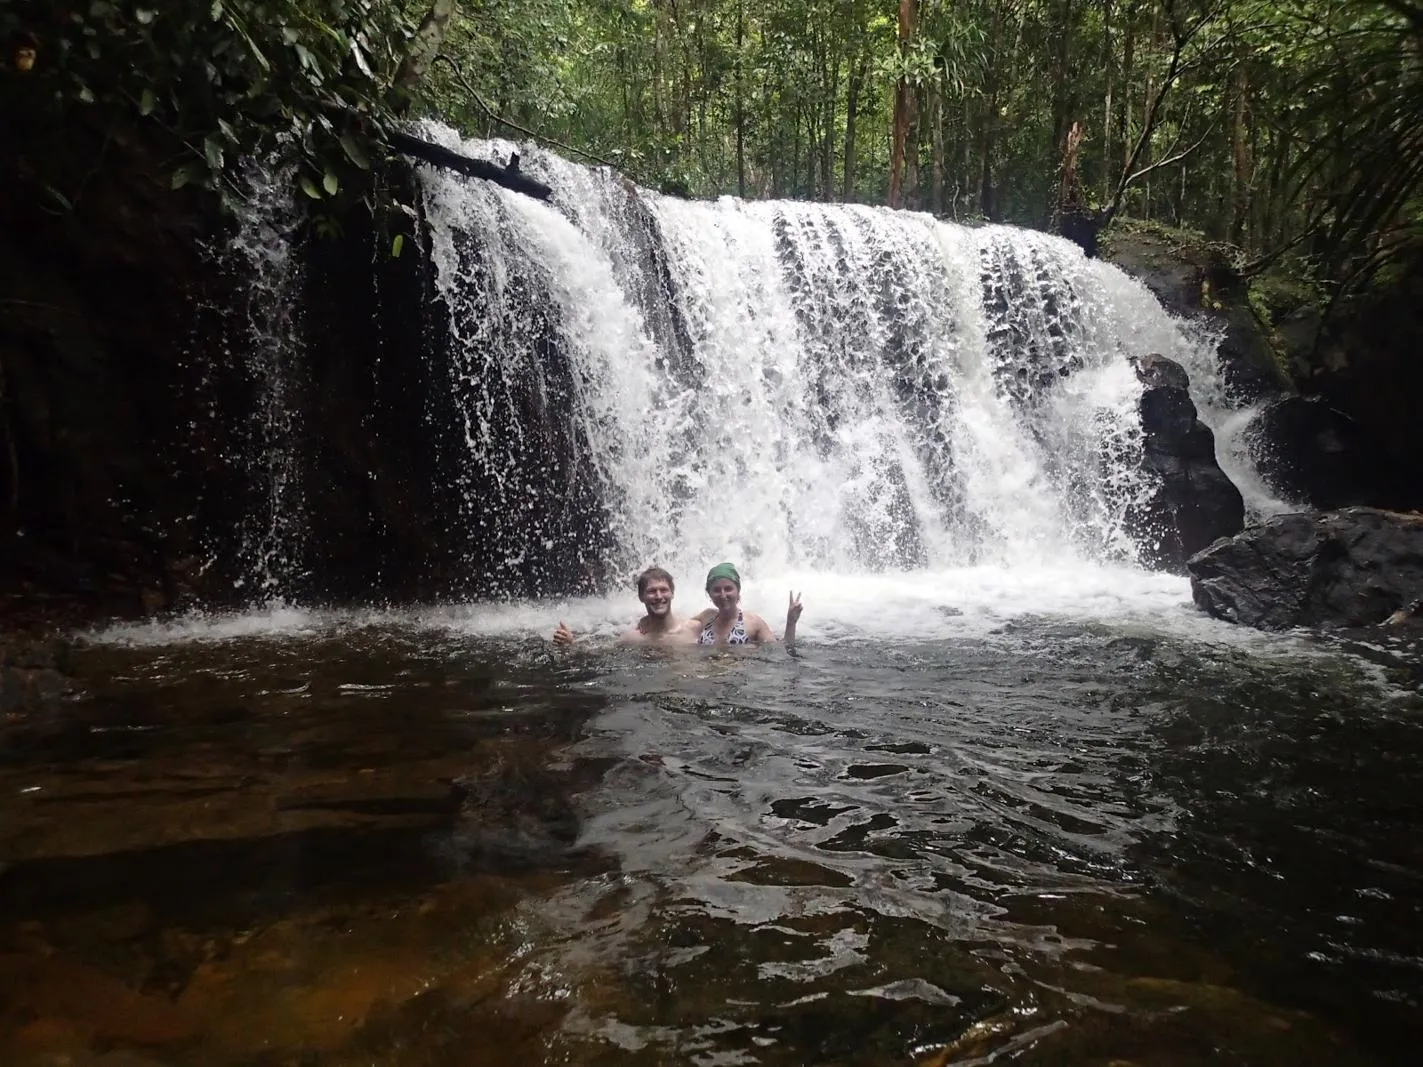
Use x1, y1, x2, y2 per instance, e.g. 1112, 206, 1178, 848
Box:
383, 128, 552, 200
1101, 0, 1225, 223
1376, 0, 1423, 40
1125, 127, 1214, 187
395, 0, 458, 93
432, 54, 633, 177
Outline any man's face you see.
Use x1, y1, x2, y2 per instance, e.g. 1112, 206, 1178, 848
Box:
639, 578, 674, 616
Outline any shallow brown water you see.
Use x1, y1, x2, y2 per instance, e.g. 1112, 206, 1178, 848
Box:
1, 616, 1421, 1066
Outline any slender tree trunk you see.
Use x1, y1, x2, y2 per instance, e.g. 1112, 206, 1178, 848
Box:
905, 84, 922, 208
394, 0, 458, 93
1120, 2, 1135, 199
1230, 60, 1253, 246
979, 1, 1005, 218
735, 0, 746, 198
1142, 3, 1161, 219
1102, 0, 1114, 201
806, 104, 818, 197
843, 53, 866, 201
932, 78, 946, 214
823, 47, 839, 200
1049, 0, 1076, 180
652, 3, 665, 134
889, 0, 915, 207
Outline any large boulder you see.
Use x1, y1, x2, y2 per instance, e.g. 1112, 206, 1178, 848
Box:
1187, 507, 1423, 629
1129, 353, 1245, 571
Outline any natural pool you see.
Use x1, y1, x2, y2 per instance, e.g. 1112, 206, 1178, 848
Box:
2, 567, 1420, 1066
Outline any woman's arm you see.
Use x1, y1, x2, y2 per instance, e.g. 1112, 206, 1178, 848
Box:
784, 591, 803, 646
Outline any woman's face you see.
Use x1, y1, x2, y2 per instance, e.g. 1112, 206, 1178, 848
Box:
707, 578, 740, 612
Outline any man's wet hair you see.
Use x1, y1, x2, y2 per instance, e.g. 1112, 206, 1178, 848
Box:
636, 566, 675, 596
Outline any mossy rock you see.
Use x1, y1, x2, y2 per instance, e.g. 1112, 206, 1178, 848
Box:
1102, 218, 1293, 401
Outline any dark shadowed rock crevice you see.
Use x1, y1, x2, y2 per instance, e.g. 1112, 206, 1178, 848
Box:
1188, 508, 1423, 630
1241, 395, 1377, 511
1104, 221, 1421, 515
1127, 353, 1244, 572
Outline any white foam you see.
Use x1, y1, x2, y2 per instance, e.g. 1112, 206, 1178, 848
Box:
79, 566, 1324, 661
84, 602, 342, 647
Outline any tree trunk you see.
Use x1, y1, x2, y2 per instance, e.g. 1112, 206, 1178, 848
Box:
394, 0, 458, 93
736, 0, 747, 198
979, 2, 1005, 218
931, 79, 946, 215
1120, 3, 1135, 196
843, 54, 866, 201
1049, 0, 1076, 187
1230, 60, 1253, 246
1102, 0, 1114, 201
889, 0, 915, 208
905, 83, 922, 208
822, 46, 839, 200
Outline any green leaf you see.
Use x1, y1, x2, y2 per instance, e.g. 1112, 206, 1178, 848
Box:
339, 133, 371, 170
44, 184, 75, 211
299, 175, 323, 199
322, 170, 339, 196
350, 39, 374, 78
77, 85, 95, 104
138, 88, 155, 116
203, 136, 224, 172
210, 1, 222, 19
171, 162, 204, 190
135, 8, 156, 25
391, 233, 404, 258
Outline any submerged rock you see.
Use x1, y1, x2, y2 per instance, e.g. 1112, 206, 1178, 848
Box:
1187, 507, 1423, 629
0, 635, 74, 719
1128, 353, 1245, 571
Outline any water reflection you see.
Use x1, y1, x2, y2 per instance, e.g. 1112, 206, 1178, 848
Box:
0, 620, 1418, 1065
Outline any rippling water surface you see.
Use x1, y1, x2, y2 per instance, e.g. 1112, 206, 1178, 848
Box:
2, 571, 1421, 1066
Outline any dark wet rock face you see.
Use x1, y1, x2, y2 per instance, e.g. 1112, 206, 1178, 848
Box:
1243, 395, 1374, 510
1128, 354, 1245, 571
1103, 226, 1288, 405
1188, 507, 1423, 629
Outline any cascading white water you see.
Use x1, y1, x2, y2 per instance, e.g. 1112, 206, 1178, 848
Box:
1168, 317, 1303, 522
216, 161, 308, 596
416, 125, 1255, 592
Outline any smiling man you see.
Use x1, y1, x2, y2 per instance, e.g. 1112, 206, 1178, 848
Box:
553, 566, 696, 645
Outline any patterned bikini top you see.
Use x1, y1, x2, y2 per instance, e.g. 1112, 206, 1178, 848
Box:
699, 610, 750, 645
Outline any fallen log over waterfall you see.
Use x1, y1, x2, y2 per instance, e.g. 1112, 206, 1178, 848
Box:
384, 128, 552, 200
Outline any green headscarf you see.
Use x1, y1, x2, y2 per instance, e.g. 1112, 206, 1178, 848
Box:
705, 562, 741, 589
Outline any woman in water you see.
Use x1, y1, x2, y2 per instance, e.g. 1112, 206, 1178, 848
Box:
693, 562, 803, 645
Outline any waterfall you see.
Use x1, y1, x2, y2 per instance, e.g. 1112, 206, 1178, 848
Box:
415, 127, 1229, 588
215, 161, 309, 597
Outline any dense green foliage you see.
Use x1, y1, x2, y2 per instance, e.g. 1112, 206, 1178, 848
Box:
420, 0, 1423, 294
4, 1, 1420, 296
1, 1, 423, 206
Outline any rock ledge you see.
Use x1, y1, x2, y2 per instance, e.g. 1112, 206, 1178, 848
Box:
1187, 507, 1423, 629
